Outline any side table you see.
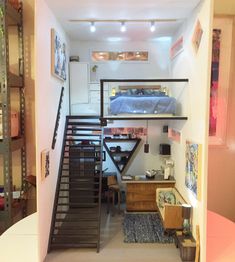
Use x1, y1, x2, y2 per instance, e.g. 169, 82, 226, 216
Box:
175, 231, 196, 262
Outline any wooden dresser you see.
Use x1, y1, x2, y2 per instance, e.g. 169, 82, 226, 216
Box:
124, 175, 176, 212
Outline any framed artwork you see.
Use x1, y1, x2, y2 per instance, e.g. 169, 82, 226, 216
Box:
209, 17, 232, 145
51, 28, 66, 81
185, 141, 202, 200
168, 128, 181, 143
170, 36, 184, 59
41, 149, 50, 180
192, 20, 203, 53
103, 127, 147, 138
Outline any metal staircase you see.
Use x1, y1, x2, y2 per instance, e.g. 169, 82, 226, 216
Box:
48, 116, 103, 252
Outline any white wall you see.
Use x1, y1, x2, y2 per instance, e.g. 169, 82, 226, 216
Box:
70, 39, 174, 180
170, 1, 213, 261
103, 120, 172, 185
35, 0, 70, 260
70, 40, 171, 80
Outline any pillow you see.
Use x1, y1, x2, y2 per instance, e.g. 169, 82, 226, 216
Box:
158, 190, 176, 208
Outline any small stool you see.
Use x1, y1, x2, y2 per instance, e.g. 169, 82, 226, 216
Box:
107, 176, 121, 215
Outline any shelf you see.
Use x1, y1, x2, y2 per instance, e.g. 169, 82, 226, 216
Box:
9, 72, 23, 87
110, 151, 131, 156
104, 138, 140, 142
104, 138, 141, 173
0, 137, 24, 153
102, 116, 188, 121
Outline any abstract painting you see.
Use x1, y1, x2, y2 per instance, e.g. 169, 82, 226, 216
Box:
41, 149, 50, 180
209, 29, 221, 136
192, 20, 203, 53
51, 28, 66, 81
185, 141, 202, 200
170, 36, 184, 59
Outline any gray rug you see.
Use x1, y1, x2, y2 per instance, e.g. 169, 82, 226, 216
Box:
123, 213, 174, 243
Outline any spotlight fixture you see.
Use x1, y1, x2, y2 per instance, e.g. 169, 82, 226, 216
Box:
120, 21, 126, 32
90, 21, 96, 32
150, 21, 156, 32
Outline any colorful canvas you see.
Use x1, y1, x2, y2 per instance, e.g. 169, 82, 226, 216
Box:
209, 29, 221, 136
51, 28, 66, 81
168, 128, 181, 143
103, 127, 147, 138
185, 141, 202, 200
192, 20, 203, 52
170, 36, 184, 59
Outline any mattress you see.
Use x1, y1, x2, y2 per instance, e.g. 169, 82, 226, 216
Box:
110, 95, 176, 115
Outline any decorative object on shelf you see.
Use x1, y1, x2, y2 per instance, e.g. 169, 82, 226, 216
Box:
185, 140, 202, 200
145, 169, 157, 179
51, 87, 64, 149
168, 127, 181, 143
144, 120, 149, 153
91, 64, 98, 82
192, 19, 203, 53
159, 143, 171, 155
0, 108, 19, 139
170, 36, 184, 59
163, 159, 174, 180
182, 204, 192, 236
103, 137, 141, 173
51, 28, 67, 81
41, 149, 50, 180
175, 231, 196, 261
104, 127, 147, 138
69, 55, 79, 62
162, 125, 168, 133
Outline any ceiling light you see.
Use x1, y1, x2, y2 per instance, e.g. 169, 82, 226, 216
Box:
120, 22, 126, 32
90, 21, 96, 32
150, 21, 155, 32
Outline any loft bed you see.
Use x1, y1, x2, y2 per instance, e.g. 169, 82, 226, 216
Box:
100, 79, 189, 124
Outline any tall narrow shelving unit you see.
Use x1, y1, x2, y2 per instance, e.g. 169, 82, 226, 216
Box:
0, 0, 26, 229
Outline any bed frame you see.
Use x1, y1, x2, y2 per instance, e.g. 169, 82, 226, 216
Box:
100, 78, 189, 125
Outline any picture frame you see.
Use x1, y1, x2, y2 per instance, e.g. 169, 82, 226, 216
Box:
51, 28, 66, 81
41, 149, 50, 180
192, 20, 203, 53
209, 17, 232, 146
185, 140, 202, 200
170, 36, 184, 59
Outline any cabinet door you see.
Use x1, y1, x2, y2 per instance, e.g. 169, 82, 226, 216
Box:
70, 62, 89, 104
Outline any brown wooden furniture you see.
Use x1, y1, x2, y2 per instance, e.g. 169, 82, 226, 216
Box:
124, 176, 175, 212
156, 187, 186, 230
107, 175, 121, 215
195, 225, 200, 262
175, 231, 196, 262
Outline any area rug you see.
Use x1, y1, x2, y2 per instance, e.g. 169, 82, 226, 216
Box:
123, 213, 174, 243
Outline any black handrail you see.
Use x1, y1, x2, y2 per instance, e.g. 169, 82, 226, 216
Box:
51, 87, 64, 149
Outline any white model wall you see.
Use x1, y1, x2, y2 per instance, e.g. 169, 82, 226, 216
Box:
35, 0, 70, 260
70, 39, 173, 180
170, 1, 213, 262
70, 40, 171, 79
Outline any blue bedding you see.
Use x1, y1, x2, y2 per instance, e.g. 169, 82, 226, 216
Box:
110, 95, 176, 115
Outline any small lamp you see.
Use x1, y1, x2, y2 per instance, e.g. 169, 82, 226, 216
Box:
182, 204, 191, 236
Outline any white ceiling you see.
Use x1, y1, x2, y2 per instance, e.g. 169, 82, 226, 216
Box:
45, 0, 201, 41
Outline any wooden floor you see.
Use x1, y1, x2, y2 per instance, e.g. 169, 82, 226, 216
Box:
45, 205, 182, 262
